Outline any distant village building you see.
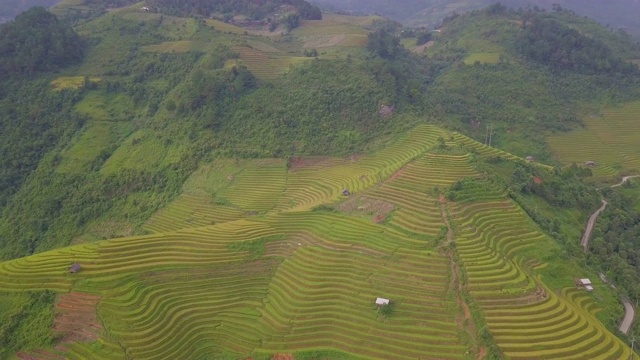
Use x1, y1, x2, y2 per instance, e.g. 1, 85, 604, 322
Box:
342, 189, 351, 196
69, 262, 82, 274
526, 156, 535, 162
141, 6, 150, 11
585, 161, 597, 167
375, 297, 390, 306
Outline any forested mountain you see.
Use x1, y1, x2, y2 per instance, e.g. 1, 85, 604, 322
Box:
1, 2, 640, 358
0, 7, 84, 76
146, 0, 322, 20
0, 0, 59, 23
312, 0, 640, 36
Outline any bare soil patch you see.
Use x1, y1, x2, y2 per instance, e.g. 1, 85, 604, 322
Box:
272, 354, 294, 360
54, 292, 102, 344
288, 156, 331, 171
386, 166, 407, 184
337, 196, 395, 224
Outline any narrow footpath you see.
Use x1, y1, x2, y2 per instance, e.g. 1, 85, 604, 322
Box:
581, 175, 639, 334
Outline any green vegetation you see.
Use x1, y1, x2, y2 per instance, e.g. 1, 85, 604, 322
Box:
1, 2, 640, 359
0, 7, 84, 76
146, 0, 322, 20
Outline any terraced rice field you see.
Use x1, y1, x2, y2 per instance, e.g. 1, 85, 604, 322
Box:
51, 76, 102, 90
0, 124, 636, 359
230, 46, 312, 80
451, 199, 635, 359
548, 101, 640, 178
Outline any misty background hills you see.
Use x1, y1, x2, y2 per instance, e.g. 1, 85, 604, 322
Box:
312, 0, 640, 36
3, 0, 640, 37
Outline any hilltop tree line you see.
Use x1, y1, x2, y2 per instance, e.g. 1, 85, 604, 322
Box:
0, 7, 84, 77
146, 0, 322, 20
515, 14, 638, 75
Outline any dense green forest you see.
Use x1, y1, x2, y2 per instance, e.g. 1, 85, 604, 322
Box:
0, 7, 83, 76
0, 0, 59, 22
592, 181, 640, 301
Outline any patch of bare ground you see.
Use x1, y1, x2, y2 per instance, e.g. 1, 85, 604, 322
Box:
16, 350, 64, 360
18, 293, 103, 359
348, 153, 363, 162
385, 165, 406, 184
272, 354, 294, 360
54, 293, 102, 344
288, 156, 331, 171
337, 196, 395, 224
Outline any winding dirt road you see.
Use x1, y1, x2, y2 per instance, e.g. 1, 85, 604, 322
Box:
581, 175, 639, 334
581, 199, 608, 251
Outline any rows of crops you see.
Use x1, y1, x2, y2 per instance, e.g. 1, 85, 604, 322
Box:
275, 125, 447, 212
548, 101, 640, 178
1, 124, 636, 359
143, 194, 245, 233
369, 152, 477, 237
0, 213, 468, 359
232, 46, 311, 80
452, 199, 635, 359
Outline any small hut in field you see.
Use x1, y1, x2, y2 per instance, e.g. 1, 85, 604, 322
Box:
69, 262, 82, 274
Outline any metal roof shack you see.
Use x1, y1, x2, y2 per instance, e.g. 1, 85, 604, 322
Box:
375, 297, 390, 306
579, 278, 592, 286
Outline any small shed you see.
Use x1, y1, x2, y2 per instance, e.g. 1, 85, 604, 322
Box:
69, 262, 81, 274
585, 285, 594, 292
580, 278, 592, 286
526, 156, 535, 162
342, 189, 351, 196
585, 161, 596, 167
375, 297, 390, 306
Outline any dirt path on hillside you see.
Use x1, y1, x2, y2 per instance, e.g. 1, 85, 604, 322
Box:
582, 175, 639, 334
581, 199, 608, 251
439, 195, 485, 358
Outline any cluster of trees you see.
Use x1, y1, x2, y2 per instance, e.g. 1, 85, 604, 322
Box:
0, 7, 84, 77
590, 183, 640, 301
515, 15, 637, 75
146, 0, 322, 21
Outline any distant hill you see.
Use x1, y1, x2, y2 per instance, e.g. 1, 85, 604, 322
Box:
0, 0, 60, 23
311, 0, 640, 36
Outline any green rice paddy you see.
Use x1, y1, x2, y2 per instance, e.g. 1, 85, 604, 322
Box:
548, 101, 640, 179
2, 124, 636, 359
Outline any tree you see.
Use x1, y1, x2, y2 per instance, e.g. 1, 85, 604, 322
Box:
367, 28, 401, 59
281, 13, 300, 31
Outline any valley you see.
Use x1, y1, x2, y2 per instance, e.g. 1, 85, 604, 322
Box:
1, 1, 640, 359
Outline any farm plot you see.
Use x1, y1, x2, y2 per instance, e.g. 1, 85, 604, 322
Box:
451, 198, 635, 359
274, 125, 447, 212
368, 152, 477, 237
0, 123, 636, 359
143, 194, 245, 233
548, 101, 640, 178
230, 46, 312, 80
0, 211, 468, 359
